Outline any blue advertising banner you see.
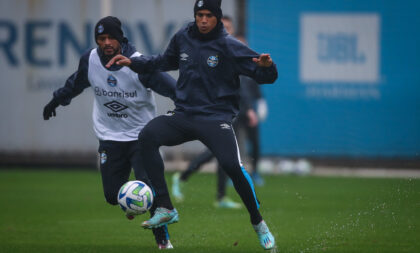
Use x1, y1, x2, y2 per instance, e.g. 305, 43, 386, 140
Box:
248, 0, 420, 158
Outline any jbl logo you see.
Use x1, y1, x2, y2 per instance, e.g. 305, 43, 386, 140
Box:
317, 33, 365, 64
300, 13, 379, 83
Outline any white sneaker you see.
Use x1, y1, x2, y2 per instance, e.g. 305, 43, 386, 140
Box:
158, 240, 174, 249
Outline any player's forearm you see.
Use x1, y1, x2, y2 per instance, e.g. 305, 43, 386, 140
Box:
130, 54, 176, 74
53, 71, 89, 106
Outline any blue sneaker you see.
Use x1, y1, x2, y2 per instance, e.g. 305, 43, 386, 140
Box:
253, 220, 276, 250
142, 208, 179, 229
171, 172, 184, 202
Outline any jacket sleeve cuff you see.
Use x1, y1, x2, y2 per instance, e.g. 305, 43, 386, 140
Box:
129, 56, 145, 73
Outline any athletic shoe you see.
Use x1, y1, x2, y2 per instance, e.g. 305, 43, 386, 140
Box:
253, 220, 275, 250
214, 196, 241, 209
252, 172, 265, 186
158, 240, 174, 249
171, 172, 184, 202
142, 207, 179, 229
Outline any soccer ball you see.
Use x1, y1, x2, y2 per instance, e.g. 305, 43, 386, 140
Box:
118, 180, 153, 215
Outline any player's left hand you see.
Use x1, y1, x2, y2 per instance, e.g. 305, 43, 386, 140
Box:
43, 98, 59, 120
106, 54, 131, 68
253, 54, 273, 67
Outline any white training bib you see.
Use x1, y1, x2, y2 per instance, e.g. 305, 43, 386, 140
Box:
88, 49, 157, 141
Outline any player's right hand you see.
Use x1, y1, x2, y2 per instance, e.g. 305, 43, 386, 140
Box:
253, 53, 273, 67
43, 99, 59, 120
106, 54, 131, 68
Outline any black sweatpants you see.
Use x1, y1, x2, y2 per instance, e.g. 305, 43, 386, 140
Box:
98, 140, 169, 244
138, 113, 263, 225
180, 117, 260, 200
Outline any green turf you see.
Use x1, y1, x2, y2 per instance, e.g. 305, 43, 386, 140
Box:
0, 169, 419, 252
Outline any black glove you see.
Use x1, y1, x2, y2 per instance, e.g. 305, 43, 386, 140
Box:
43, 98, 60, 120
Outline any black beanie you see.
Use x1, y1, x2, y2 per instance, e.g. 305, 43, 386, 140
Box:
194, 0, 223, 21
94, 16, 124, 44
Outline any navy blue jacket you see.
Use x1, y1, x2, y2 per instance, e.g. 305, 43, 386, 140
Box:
53, 42, 176, 106
129, 22, 277, 122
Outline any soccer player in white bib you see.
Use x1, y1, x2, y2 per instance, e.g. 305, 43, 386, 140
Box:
43, 16, 176, 249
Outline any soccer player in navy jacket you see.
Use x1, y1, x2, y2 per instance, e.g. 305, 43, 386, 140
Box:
107, 1, 277, 250
43, 16, 176, 249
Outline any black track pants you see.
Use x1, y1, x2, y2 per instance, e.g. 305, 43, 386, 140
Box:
138, 113, 263, 225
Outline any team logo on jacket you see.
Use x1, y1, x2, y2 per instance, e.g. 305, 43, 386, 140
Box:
207, 55, 219, 67
220, 123, 231, 130
107, 75, 117, 87
180, 53, 189, 61
100, 151, 107, 164
197, 0, 204, 7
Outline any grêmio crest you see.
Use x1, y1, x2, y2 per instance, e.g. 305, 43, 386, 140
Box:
207, 55, 219, 67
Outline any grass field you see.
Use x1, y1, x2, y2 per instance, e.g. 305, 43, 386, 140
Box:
0, 169, 419, 253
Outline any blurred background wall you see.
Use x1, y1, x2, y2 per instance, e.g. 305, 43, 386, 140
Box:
247, 0, 420, 167
0, 0, 235, 166
0, 0, 419, 168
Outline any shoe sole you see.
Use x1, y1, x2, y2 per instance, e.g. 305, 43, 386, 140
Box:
142, 214, 179, 229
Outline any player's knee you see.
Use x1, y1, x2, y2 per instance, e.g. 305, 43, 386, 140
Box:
138, 127, 159, 146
